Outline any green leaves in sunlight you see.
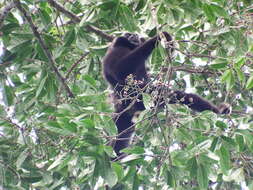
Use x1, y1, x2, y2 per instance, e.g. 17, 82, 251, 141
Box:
197, 164, 209, 190
218, 145, 231, 174
202, 3, 229, 22
221, 69, 235, 90
246, 75, 253, 90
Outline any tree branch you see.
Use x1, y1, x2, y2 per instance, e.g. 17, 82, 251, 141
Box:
13, 0, 74, 98
0, 1, 15, 29
172, 66, 216, 75
65, 52, 89, 80
47, 0, 114, 41
161, 66, 216, 75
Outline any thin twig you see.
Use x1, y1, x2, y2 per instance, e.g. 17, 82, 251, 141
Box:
65, 52, 89, 80
14, 0, 74, 98
172, 66, 216, 75
47, 0, 114, 41
0, 160, 21, 180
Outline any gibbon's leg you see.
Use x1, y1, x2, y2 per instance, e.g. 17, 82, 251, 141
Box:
112, 112, 135, 156
168, 90, 230, 114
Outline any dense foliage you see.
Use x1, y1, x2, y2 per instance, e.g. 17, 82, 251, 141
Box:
0, 0, 253, 189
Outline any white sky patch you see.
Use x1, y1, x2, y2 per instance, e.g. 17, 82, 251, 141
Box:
0, 42, 3, 56
193, 58, 208, 66
241, 182, 249, 190
13, 10, 24, 24
183, 74, 195, 93
246, 106, 253, 114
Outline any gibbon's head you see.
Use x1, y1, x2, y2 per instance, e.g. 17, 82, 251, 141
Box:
123, 32, 145, 47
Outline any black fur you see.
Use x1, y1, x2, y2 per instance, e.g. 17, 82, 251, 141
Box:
102, 32, 230, 156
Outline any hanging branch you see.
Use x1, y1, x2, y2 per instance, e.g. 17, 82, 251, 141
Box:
13, 0, 74, 98
47, 0, 114, 41
172, 66, 216, 75
0, 1, 15, 29
65, 52, 89, 80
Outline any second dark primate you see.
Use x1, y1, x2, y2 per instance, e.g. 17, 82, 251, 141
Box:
102, 32, 230, 156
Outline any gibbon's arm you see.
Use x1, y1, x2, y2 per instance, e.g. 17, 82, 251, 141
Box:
113, 36, 159, 77
169, 90, 230, 114
113, 33, 173, 80
118, 32, 172, 66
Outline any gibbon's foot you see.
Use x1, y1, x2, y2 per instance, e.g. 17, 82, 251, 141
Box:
168, 90, 231, 114
218, 103, 231, 114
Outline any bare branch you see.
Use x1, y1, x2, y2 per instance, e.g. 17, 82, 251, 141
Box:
65, 52, 89, 80
47, 0, 80, 23
0, 61, 12, 68
13, 0, 74, 98
173, 46, 217, 59
161, 66, 216, 75
172, 66, 216, 75
47, 0, 114, 41
0, 1, 15, 29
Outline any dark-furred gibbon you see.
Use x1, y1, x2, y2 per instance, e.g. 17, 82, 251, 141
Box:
102, 32, 230, 156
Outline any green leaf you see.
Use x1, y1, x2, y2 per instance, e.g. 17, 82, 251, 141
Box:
203, 3, 215, 22
235, 134, 244, 152
0, 105, 6, 117
76, 29, 89, 51
82, 74, 97, 89
44, 125, 73, 136
236, 129, 253, 144
105, 166, 118, 187
187, 157, 198, 178
218, 145, 231, 174
235, 67, 245, 83
64, 29, 76, 47
221, 136, 236, 146
210, 62, 227, 69
39, 9, 51, 26
0, 23, 20, 34
81, 118, 95, 130
120, 154, 141, 163
143, 93, 152, 109
36, 75, 47, 98
2, 85, 14, 106
47, 153, 67, 171
46, 75, 57, 101
197, 164, 208, 190
221, 70, 231, 82
56, 154, 72, 170
123, 146, 145, 154
57, 117, 77, 133
216, 120, 227, 130
210, 137, 219, 152
98, 157, 117, 187
133, 172, 140, 190
112, 162, 124, 181
235, 58, 245, 68
221, 69, 235, 89
119, 5, 138, 32
246, 75, 253, 89
210, 4, 229, 18
166, 169, 176, 187
36, 41, 48, 61
16, 148, 29, 170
